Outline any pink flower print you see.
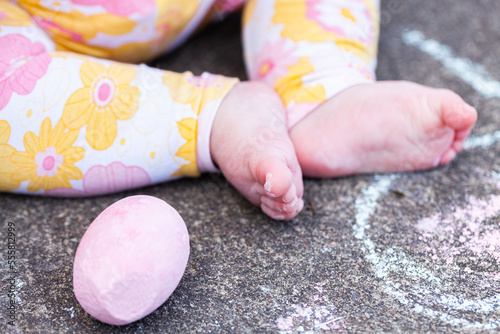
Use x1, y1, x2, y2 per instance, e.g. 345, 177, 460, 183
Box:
35, 18, 84, 42
251, 39, 299, 86
47, 161, 151, 196
71, 0, 156, 16
306, 0, 373, 44
0, 34, 51, 111
83, 162, 151, 195
35, 146, 63, 177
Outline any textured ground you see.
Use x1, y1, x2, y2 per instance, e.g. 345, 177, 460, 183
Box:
2, 0, 500, 333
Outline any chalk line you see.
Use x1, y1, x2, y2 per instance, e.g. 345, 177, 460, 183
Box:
354, 175, 500, 329
465, 130, 500, 149
353, 31, 500, 327
402, 29, 500, 99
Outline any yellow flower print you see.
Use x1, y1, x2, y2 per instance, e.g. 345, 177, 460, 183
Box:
0, 1, 32, 32
143, 142, 162, 168
62, 60, 139, 150
10, 118, 84, 192
114, 126, 133, 157
0, 121, 21, 192
19, 0, 136, 42
156, 0, 197, 44
275, 57, 326, 107
171, 118, 199, 178
40, 0, 72, 13
163, 72, 238, 115
18, 100, 42, 128
272, 0, 379, 63
42, 0, 197, 64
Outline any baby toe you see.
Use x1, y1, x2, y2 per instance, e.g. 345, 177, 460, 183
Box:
260, 203, 286, 220
261, 195, 299, 213
261, 198, 303, 220
280, 183, 297, 203
452, 139, 464, 152
255, 157, 293, 198
455, 128, 472, 141
439, 149, 457, 166
439, 92, 478, 131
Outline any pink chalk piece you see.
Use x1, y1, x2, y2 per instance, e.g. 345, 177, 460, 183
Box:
73, 195, 190, 326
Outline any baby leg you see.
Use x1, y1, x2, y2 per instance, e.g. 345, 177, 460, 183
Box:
0, 22, 234, 195
243, 0, 477, 177
211, 82, 304, 220
0, 1, 303, 219
16, 0, 218, 63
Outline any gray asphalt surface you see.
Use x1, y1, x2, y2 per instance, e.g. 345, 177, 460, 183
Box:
2, 0, 500, 332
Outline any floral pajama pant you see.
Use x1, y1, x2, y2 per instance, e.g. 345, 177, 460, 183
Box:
0, 0, 379, 196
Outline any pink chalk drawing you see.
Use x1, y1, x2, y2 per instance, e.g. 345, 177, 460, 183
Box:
416, 194, 500, 265
275, 283, 345, 333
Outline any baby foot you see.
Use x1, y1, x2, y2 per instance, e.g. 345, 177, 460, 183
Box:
211, 82, 304, 220
290, 81, 478, 177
